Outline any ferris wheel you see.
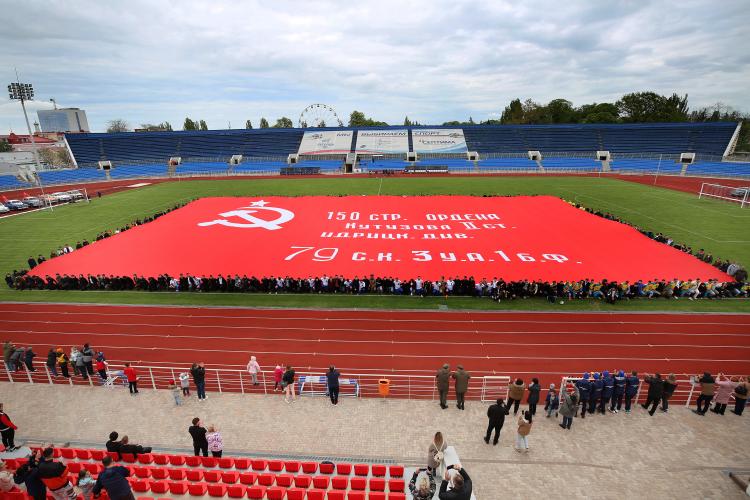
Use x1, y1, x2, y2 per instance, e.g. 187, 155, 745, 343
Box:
299, 103, 343, 128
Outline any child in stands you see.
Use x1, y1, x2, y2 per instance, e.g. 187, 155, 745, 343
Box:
179, 372, 190, 396
76, 469, 95, 500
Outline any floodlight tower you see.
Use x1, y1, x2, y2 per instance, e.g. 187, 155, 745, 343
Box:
8, 75, 51, 209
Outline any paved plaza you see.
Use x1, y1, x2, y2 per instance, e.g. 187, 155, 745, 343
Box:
1, 382, 748, 499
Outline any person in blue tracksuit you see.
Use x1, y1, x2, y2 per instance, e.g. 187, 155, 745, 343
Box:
599, 371, 615, 414
611, 370, 626, 413
624, 370, 640, 413
589, 372, 603, 415
575, 373, 592, 419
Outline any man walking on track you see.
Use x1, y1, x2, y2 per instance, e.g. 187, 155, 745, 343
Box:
452, 365, 471, 410
436, 364, 451, 409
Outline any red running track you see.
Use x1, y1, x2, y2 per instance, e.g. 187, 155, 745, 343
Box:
1, 303, 749, 393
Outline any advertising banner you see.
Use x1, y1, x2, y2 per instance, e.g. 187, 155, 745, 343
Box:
412, 129, 468, 153
298, 130, 353, 155
355, 130, 409, 154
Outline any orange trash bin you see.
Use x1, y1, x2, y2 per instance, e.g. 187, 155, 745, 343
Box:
378, 379, 390, 397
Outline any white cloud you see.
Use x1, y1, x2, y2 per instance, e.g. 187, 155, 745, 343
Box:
0, 0, 747, 133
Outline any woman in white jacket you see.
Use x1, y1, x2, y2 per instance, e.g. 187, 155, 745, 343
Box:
246, 356, 261, 386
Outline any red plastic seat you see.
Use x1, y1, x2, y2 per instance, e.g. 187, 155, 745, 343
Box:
137, 453, 154, 464
268, 460, 284, 472
208, 483, 227, 497
239, 472, 257, 485
168, 468, 186, 480
134, 466, 151, 478
121, 453, 137, 463
75, 449, 92, 460
201, 456, 218, 468
388, 466, 404, 478
186, 456, 202, 467
371, 465, 386, 477
5, 493, 26, 500
151, 468, 169, 480
218, 457, 234, 469
186, 469, 204, 482
168, 481, 189, 494
227, 484, 246, 498
267, 486, 287, 500
327, 492, 345, 500
258, 473, 275, 486
83, 463, 103, 475
336, 463, 352, 475
350, 477, 367, 490
150, 480, 169, 494
247, 485, 267, 499
168, 455, 186, 466
301, 462, 318, 474
60, 448, 76, 459
89, 450, 106, 460
293, 474, 312, 488
2, 459, 17, 471
368, 493, 386, 500
312, 476, 329, 489
331, 476, 349, 490
287, 488, 306, 500
307, 490, 325, 500
347, 493, 365, 500
354, 464, 369, 476
387, 494, 406, 500
106, 451, 119, 461
252, 459, 267, 471
222, 471, 239, 484
152, 454, 169, 465
205, 470, 222, 483
284, 461, 300, 473
188, 483, 208, 496
67, 462, 84, 473
319, 463, 335, 474
132, 479, 151, 492
234, 458, 251, 470
388, 479, 405, 492
276, 474, 294, 487
369, 478, 386, 491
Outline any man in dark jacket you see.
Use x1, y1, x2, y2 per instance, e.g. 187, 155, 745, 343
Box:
93, 456, 134, 500
641, 373, 664, 416
484, 398, 508, 445
610, 370, 626, 413
36, 447, 75, 499
589, 372, 603, 415
451, 365, 471, 410
660, 374, 678, 413
326, 365, 340, 405
191, 363, 207, 401
13, 448, 46, 500
189, 417, 208, 457
436, 364, 451, 410
24, 347, 37, 371
81, 344, 95, 376
46, 349, 58, 377
118, 435, 152, 457
438, 464, 472, 500
106, 431, 121, 456
599, 371, 615, 414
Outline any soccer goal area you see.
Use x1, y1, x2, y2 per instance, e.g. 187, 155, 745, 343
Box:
698, 183, 749, 207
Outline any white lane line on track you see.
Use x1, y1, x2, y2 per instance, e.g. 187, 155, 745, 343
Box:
3, 320, 750, 337
5, 329, 749, 349
0, 309, 748, 326
8, 341, 750, 363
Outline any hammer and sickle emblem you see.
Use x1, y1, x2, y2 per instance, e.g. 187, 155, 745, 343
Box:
197, 200, 294, 231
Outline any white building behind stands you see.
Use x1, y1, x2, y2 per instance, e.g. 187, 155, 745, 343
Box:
37, 108, 90, 133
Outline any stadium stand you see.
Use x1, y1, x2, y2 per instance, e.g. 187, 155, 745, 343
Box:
0, 446, 409, 500
0, 174, 31, 190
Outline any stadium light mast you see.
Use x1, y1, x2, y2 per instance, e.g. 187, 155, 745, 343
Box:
8, 73, 52, 210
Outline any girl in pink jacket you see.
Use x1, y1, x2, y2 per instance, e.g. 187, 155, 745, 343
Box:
273, 365, 283, 391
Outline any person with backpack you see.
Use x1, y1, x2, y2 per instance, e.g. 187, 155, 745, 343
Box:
732, 376, 749, 416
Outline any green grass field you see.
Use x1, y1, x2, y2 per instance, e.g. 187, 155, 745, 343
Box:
1, 176, 749, 311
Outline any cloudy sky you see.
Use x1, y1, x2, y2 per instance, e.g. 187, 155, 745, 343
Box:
0, 0, 748, 134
